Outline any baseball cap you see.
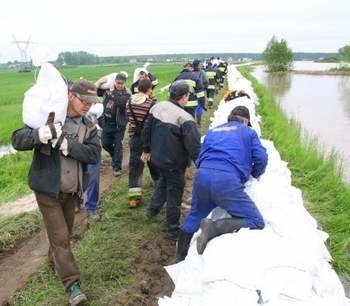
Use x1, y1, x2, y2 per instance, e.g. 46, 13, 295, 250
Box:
169, 80, 190, 100
70, 80, 100, 104
230, 105, 252, 126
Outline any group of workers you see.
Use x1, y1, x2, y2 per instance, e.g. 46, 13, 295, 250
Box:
11, 57, 268, 306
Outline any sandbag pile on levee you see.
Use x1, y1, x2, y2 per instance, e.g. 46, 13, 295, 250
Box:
158, 66, 350, 306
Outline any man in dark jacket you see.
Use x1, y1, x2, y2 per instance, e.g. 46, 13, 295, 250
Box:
12, 80, 101, 306
176, 106, 268, 262
141, 80, 201, 240
96, 73, 131, 177
173, 63, 206, 126
130, 69, 159, 95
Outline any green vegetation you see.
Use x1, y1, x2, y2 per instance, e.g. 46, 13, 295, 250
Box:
339, 44, 350, 62
0, 63, 180, 205
239, 66, 350, 275
0, 212, 41, 249
0, 151, 32, 204
262, 36, 293, 72
9, 88, 224, 306
330, 65, 350, 73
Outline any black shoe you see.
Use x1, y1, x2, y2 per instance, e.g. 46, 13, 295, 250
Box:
175, 230, 193, 262
165, 231, 179, 241
146, 208, 160, 218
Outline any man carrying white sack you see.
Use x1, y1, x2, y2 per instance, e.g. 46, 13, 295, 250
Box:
176, 105, 268, 262
12, 80, 101, 306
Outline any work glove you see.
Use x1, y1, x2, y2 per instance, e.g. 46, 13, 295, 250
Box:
38, 123, 62, 144
59, 137, 68, 156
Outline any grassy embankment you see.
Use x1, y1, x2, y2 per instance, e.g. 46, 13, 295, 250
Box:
0, 63, 180, 206
0, 64, 180, 250
8, 87, 224, 306
329, 65, 350, 73
239, 66, 350, 277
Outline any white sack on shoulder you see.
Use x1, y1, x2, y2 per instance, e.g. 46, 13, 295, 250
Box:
23, 63, 68, 128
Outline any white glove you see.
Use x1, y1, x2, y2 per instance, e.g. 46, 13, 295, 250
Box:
38, 123, 62, 144
59, 137, 68, 156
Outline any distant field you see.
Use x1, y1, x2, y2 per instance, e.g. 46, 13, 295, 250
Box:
0, 63, 181, 144
0, 63, 181, 204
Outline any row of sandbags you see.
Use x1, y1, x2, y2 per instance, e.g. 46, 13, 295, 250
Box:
158, 65, 350, 306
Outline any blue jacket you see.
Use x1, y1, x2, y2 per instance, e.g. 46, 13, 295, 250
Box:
196, 120, 268, 183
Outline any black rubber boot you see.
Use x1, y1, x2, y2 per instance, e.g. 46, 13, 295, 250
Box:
196, 217, 245, 254
175, 230, 194, 262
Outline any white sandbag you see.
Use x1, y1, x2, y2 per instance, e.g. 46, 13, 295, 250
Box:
133, 63, 151, 83
31, 46, 57, 67
87, 103, 103, 119
98, 71, 129, 89
23, 63, 68, 128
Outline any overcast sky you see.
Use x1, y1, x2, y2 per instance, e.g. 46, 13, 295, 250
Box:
0, 0, 349, 62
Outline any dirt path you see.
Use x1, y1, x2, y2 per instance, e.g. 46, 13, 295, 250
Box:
0, 154, 126, 305
109, 167, 196, 306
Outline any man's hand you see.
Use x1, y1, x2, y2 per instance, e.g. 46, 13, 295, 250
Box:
38, 123, 62, 144
140, 152, 151, 163
95, 77, 107, 87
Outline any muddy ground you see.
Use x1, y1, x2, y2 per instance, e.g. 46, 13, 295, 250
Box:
0, 145, 196, 306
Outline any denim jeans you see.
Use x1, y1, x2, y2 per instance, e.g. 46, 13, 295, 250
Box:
101, 124, 126, 170
85, 159, 101, 213
148, 167, 186, 233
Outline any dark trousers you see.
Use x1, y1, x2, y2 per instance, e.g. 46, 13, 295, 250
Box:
101, 124, 126, 170
129, 135, 159, 189
35, 192, 80, 291
148, 167, 186, 233
207, 88, 215, 103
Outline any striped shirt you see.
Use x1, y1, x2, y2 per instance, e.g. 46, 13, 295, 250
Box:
126, 93, 154, 137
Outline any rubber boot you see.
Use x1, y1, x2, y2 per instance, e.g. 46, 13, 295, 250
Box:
175, 230, 194, 262
196, 217, 245, 255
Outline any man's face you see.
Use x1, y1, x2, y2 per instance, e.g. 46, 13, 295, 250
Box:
139, 72, 147, 80
68, 92, 93, 116
114, 81, 125, 91
178, 92, 190, 107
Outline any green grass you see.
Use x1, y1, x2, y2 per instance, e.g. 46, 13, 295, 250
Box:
329, 65, 350, 73
9, 86, 224, 306
0, 63, 181, 205
0, 151, 32, 205
239, 66, 350, 274
0, 211, 41, 249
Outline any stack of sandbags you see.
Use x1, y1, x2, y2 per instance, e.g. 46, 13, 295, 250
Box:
158, 65, 350, 306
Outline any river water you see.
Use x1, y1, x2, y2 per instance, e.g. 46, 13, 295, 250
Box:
252, 62, 350, 183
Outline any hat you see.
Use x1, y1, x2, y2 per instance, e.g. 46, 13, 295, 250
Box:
169, 80, 190, 101
192, 59, 201, 66
70, 80, 100, 104
230, 105, 252, 126
115, 73, 127, 83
